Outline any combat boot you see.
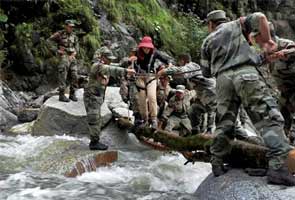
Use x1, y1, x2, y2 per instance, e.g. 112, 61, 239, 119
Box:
59, 90, 70, 102
69, 89, 78, 102
267, 165, 295, 186
89, 140, 108, 150
211, 156, 227, 177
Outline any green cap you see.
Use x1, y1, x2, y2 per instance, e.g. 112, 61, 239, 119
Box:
65, 20, 75, 27
101, 48, 117, 60
206, 10, 226, 22
176, 85, 185, 93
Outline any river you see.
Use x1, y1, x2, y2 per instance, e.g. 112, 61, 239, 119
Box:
0, 133, 211, 200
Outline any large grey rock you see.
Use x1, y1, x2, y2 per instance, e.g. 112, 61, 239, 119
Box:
105, 87, 134, 120
30, 87, 130, 136
31, 89, 112, 136
0, 81, 26, 131
17, 108, 39, 122
0, 81, 24, 111
0, 107, 18, 132
194, 169, 295, 200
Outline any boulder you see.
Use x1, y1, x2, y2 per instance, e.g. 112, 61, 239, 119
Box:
194, 169, 295, 200
30, 87, 130, 136
31, 139, 118, 177
0, 106, 18, 132
105, 86, 134, 120
0, 81, 26, 131
17, 108, 39, 122
8, 121, 34, 135
31, 89, 112, 136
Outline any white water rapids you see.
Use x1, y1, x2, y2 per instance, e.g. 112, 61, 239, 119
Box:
0, 133, 211, 200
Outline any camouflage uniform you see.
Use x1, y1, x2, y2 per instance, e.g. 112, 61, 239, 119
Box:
84, 60, 127, 142
201, 12, 292, 170
164, 62, 217, 134
157, 75, 172, 120
48, 27, 79, 98
270, 36, 295, 144
162, 86, 195, 136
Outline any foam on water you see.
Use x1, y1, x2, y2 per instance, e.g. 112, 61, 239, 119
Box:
0, 134, 211, 199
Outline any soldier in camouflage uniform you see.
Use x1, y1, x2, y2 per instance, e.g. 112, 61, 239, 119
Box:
84, 47, 135, 150
268, 30, 295, 145
161, 85, 195, 136
48, 20, 79, 102
158, 53, 217, 134
118, 46, 139, 114
201, 10, 294, 185
157, 74, 172, 124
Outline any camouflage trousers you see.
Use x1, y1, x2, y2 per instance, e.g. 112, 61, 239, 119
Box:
188, 96, 216, 133
280, 90, 295, 143
165, 115, 192, 136
58, 55, 78, 92
210, 65, 292, 170
83, 90, 103, 142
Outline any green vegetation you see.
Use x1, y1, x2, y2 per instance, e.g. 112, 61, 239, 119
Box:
56, 0, 101, 59
100, 0, 207, 60
7, 0, 100, 69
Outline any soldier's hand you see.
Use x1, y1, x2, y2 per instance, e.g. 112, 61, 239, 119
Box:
69, 52, 77, 61
127, 68, 136, 75
57, 49, 65, 55
157, 69, 166, 77
128, 56, 137, 62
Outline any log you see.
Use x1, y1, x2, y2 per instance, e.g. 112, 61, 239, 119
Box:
117, 118, 295, 173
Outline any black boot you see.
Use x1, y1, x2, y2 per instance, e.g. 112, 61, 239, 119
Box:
59, 90, 70, 102
267, 165, 295, 186
211, 156, 227, 177
89, 140, 108, 150
69, 89, 78, 102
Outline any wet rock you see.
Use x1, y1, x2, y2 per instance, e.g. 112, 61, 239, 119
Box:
0, 81, 26, 131
0, 81, 24, 111
8, 121, 34, 135
31, 87, 128, 136
194, 169, 295, 200
105, 87, 133, 120
31, 139, 117, 177
17, 108, 39, 122
0, 107, 18, 132
31, 89, 93, 136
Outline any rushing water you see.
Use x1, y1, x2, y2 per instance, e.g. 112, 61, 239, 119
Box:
0, 133, 211, 200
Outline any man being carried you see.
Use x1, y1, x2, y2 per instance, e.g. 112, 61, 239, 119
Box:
161, 85, 195, 136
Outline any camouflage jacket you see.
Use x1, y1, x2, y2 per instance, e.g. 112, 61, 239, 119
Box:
200, 13, 264, 78
269, 36, 295, 92
164, 62, 216, 95
162, 90, 196, 119
47, 30, 79, 54
157, 81, 172, 105
85, 61, 127, 98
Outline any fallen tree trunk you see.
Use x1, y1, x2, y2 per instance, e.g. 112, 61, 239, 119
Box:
117, 118, 295, 173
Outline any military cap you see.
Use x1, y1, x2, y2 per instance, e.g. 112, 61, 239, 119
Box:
101, 48, 117, 60
65, 20, 75, 27
176, 85, 185, 93
206, 10, 227, 22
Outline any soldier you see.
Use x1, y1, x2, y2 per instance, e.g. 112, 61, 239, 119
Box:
201, 10, 294, 185
47, 20, 79, 102
84, 47, 135, 150
161, 85, 195, 136
268, 24, 295, 145
158, 53, 217, 134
